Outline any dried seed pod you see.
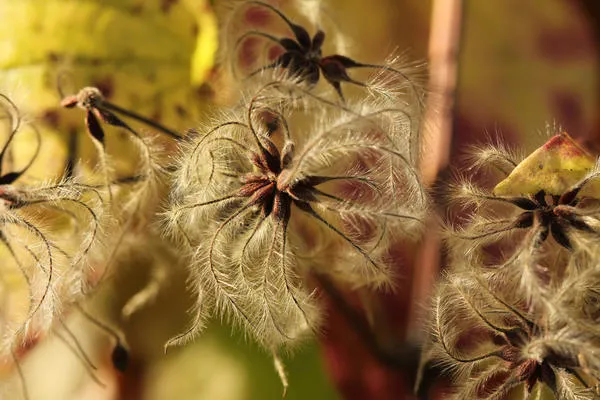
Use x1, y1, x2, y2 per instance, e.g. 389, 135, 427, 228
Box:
0, 95, 106, 384
164, 80, 426, 349
61, 86, 169, 216
447, 132, 600, 301
219, 0, 426, 143
427, 271, 600, 399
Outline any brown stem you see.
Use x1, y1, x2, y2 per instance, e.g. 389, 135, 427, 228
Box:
116, 357, 144, 400
314, 273, 421, 376
409, 0, 464, 327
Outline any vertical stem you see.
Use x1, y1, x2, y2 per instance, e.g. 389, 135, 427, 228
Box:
315, 273, 419, 371
409, 0, 464, 331
419, 0, 463, 184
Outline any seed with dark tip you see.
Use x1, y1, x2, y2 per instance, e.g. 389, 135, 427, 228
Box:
112, 343, 129, 372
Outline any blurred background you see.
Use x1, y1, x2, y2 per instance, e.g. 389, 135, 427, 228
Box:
0, 0, 599, 399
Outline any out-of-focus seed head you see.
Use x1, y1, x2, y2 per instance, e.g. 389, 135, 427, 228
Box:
427, 271, 600, 399
218, 0, 427, 144
0, 94, 107, 366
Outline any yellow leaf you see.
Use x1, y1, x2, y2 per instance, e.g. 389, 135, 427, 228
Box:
493, 132, 595, 196
0, 0, 217, 179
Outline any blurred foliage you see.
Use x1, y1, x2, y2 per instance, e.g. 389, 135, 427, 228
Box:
144, 322, 339, 400
457, 0, 598, 151
0, 0, 217, 179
